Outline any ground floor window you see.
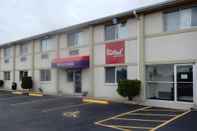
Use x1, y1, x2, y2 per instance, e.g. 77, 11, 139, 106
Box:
40, 70, 51, 81
4, 71, 10, 81
146, 64, 193, 102
105, 66, 127, 83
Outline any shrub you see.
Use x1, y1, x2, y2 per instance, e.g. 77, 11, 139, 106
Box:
21, 77, 33, 89
117, 80, 141, 101
0, 80, 4, 87
12, 82, 17, 90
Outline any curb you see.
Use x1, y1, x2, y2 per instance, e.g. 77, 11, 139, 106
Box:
82, 97, 110, 104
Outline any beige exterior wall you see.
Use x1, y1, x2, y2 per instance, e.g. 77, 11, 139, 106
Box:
93, 18, 139, 100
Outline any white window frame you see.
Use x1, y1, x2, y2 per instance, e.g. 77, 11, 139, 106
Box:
41, 38, 52, 52
67, 32, 81, 48
145, 64, 194, 103
163, 6, 197, 32
4, 71, 10, 81
105, 66, 127, 84
40, 69, 51, 82
104, 22, 128, 41
20, 44, 28, 56
4, 48, 11, 63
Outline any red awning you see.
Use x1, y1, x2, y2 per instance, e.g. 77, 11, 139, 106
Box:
52, 55, 89, 69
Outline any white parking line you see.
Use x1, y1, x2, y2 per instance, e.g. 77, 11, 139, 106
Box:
42, 103, 90, 113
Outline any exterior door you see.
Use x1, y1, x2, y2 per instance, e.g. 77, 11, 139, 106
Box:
175, 64, 193, 102
74, 70, 82, 93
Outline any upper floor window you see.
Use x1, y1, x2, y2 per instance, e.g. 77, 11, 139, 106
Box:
164, 6, 197, 32
105, 22, 128, 41
20, 44, 28, 56
41, 38, 52, 52
67, 32, 84, 48
4, 48, 11, 63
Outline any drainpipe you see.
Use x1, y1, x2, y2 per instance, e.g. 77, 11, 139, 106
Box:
136, 12, 146, 103
32, 40, 35, 90
13, 45, 16, 83
89, 26, 95, 97
56, 34, 61, 95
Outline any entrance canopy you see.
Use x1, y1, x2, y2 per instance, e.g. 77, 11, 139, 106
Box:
52, 55, 89, 69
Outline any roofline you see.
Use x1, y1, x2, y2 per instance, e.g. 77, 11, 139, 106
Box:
0, 0, 193, 48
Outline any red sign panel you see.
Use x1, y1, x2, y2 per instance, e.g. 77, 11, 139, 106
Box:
105, 41, 125, 64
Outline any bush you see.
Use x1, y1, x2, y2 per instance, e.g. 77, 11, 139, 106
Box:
21, 77, 33, 89
117, 80, 141, 101
0, 80, 4, 87
12, 82, 17, 90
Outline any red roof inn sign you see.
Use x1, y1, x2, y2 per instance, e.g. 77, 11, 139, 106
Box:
105, 41, 125, 64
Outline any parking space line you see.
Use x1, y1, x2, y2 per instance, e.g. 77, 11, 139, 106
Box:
96, 123, 129, 131
111, 125, 152, 130
150, 110, 191, 131
42, 103, 91, 112
128, 113, 176, 117
114, 118, 166, 123
143, 109, 184, 112
95, 106, 151, 125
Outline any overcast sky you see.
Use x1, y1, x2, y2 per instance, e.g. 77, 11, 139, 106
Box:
0, 0, 167, 44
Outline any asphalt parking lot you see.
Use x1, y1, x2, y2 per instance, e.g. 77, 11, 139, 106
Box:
0, 90, 196, 131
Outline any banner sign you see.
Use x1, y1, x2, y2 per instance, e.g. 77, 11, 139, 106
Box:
105, 41, 125, 64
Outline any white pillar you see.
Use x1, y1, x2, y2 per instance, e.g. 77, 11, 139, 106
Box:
137, 15, 145, 102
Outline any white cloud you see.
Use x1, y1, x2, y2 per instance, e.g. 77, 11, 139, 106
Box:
0, 0, 167, 44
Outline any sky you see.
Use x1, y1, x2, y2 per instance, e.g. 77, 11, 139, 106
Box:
0, 0, 167, 44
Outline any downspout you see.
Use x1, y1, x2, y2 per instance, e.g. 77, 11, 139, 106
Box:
135, 10, 146, 103
56, 34, 61, 95
32, 40, 35, 90
13, 45, 16, 83
89, 26, 95, 97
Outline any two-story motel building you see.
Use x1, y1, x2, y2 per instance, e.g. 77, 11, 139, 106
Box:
1, 0, 197, 109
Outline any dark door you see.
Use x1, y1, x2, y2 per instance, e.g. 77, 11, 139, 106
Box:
176, 65, 193, 102
74, 70, 82, 93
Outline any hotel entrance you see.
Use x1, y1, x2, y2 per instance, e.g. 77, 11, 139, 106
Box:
146, 64, 194, 105
52, 55, 89, 95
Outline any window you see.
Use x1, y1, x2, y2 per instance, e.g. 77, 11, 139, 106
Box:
105, 22, 128, 41
105, 67, 127, 83
67, 32, 84, 48
4, 48, 11, 63
20, 44, 28, 62
69, 50, 79, 56
40, 70, 51, 81
19, 71, 28, 81
164, 10, 180, 32
20, 44, 28, 56
41, 39, 52, 52
105, 67, 116, 83
67, 71, 74, 82
4, 71, 10, 80
146, 64, 174, 100
164, 6, 197, 32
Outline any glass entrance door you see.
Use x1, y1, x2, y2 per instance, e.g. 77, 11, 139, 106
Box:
74, 70, 82, 93
176, 65, 193, 102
